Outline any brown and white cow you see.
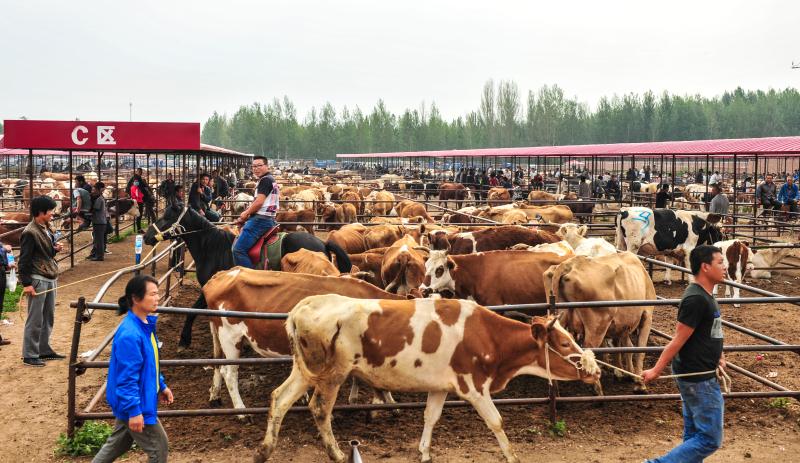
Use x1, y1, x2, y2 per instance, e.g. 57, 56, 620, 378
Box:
487, 187, 511, 206
381, 235, 428, 296
428, 224, 559, 255
420, 250, 569, 307
202, 268, 407, 418
712, 240, 754, 307
363, 190, 395, 216
544, 251, 655, 393
254, 295, 600, 463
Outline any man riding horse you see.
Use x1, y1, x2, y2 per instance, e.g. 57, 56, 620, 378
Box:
233, 156, 280, 268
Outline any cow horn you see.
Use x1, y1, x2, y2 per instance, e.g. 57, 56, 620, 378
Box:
413, 246, 430, 252
546, 317, 558, 330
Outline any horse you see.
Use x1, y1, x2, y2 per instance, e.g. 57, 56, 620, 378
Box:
143, 203, 353, 348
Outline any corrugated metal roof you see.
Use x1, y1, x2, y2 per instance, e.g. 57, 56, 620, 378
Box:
0, 135, 249, 157
337, 136, 800, 159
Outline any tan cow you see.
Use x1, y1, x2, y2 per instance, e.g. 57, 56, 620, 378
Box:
254, 295, 599, 463
327, 223, 369, 254
275, 209, 315, 234
555, 223, 616, 257
340, 190, 363, 215
487, 187, 511, 206
364, 224, 424, 250
516, 204, 574, 224
527, 190, 564, 203
363, 190, 395, 216
320, 203, 357, 230
544, 252, 655, 393
202, 269, 407, 418
392, 199, 434, 223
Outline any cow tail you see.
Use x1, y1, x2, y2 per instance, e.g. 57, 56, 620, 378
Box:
325, 241, 353, 274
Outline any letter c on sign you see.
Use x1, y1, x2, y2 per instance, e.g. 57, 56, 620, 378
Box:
71, 126, 89, 145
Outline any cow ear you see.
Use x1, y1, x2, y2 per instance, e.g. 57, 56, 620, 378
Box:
578, 225, 588, 236
531, 320, 547, 343
706, 213, 722, 224
446, 258, 455, 270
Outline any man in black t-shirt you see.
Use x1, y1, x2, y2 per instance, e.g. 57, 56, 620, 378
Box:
655, 184, 670, 208
643, 245, 727, 463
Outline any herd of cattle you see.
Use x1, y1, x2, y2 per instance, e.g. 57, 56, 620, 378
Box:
176, 175, 797, 462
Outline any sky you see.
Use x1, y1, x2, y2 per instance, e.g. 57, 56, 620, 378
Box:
1, 0, 798, 126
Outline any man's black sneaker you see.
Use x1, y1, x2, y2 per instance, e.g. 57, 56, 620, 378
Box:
40, 353, 66, 360
23, 358, 45, 367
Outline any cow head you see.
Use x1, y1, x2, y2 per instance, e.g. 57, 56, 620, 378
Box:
531, 316, 600, 384
691, 213, 724, 245
556, 223, 587, 248
420, 250, 456, 298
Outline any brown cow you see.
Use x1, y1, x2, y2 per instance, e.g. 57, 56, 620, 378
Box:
428, 225, 559, 254
275, 209, 315, 234
544, 252, 654, 394
202, 269, 407, 418
420, 250, 569, 307
347, 248, 388, 288
364, 224, 424, 250
381, 235, 428, 296
363, 190, 395, 217
393, 199, 434, 223
327, 223, 369, 254
438, 182, 470, 209
515, 204, 574, 224
527, 190, 563, 203
320, 203, 357, 230
255, 296, 599, 463
487, 187, 511, 206
340, 190, 363, 215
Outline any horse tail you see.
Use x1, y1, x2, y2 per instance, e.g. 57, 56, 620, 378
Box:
325, 240, 353, 274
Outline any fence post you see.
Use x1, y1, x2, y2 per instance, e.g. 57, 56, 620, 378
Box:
67, 297, 86, 438
546, 294, 559, 424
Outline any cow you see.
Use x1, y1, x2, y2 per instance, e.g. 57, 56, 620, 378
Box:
340, 190, 363, 215
556, 223, 616, 257
562, 192, 596, 223
438, 182, 470, 209
364, 224, 423, 250
231, 192, 254, 214
428, 225, 559, 255
280, 249, 372, 281
381, 235, 428, 296
347, 248, 388, 288
527, 190, 564, 203
516, 204, 574, 224
392, 199, 434, 223
288, 189, 319, 212
474, 206, 528, 224
202, 269, 408, 419
749, 244, 800, 279
487, 187, 511, 206
275, 209, 315, 234
320, 203, 357, 230
511, 240, 575, 256
327, 223, 369, 254
420, 250, 569, 307
441, 206, 479, 224
712, 240, 754, 307
363, 190, 395, 217
253, 295, 600, 463
543, 252, 654, 394
615, 207, 723, 284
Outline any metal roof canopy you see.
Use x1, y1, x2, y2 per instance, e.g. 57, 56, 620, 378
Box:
0, 137, 251, 157
337, 136, 800, 159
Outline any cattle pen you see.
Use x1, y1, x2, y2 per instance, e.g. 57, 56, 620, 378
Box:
65, 254, 800, 439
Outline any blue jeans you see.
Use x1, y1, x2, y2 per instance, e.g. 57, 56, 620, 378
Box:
648, 378, 724, 463
232, 215, 276, 268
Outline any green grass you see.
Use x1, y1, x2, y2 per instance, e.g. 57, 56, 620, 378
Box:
2, 285, 23, 316
109, 227, 137, 244
549, 419, 568, 437
769, 397, 790, 409
55, 421, 114, 457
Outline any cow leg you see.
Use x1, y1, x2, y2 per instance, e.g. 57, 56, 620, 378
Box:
309, 383, 346, 463
464, 393, 519, 463
208, 322, 224, 407
633, 311, 653, 393
418, 391, 447, 463
583, 326, 611, 396
216, 323, 248, 419
662, 256, 673, 285
255, 365, 312, 463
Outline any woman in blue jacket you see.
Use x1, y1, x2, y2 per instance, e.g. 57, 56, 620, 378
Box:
93, 275, 174, 463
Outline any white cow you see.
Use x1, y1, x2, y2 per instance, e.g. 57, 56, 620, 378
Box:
556, 223, 616, 257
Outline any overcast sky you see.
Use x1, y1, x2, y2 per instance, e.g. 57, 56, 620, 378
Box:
1, 0, 798, 126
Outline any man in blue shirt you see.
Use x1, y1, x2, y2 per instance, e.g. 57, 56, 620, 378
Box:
93, 275, 173, 462
777, 176, 799, 218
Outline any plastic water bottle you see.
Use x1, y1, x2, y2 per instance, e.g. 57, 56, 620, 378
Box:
54, 231, 62, 242
135, 234, 143, 265
6, 253, 16, 292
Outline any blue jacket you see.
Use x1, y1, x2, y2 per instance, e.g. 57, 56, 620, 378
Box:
778, 183, 799, 203
106, 312, 167, 425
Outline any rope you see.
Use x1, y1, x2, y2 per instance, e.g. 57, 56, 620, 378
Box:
20, 240, 161, 298
592, 357, 732, 393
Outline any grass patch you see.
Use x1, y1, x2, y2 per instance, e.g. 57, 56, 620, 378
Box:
55, 421, 114, 457
2, 285, 23, 316
109, 227, 137, 244
769, 397, 790, 409
549, 419, 568, 437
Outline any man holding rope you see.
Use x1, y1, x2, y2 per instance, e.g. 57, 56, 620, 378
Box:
20, 196, 64, 367
642, 244, 727, 463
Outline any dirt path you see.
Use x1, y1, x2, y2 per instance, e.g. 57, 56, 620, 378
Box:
0, 233, 799, 463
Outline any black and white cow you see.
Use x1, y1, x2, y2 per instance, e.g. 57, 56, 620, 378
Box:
615, 207, 723, 284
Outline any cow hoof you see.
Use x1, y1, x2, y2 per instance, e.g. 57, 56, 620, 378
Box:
209, 398, 223, 408
237, 414, 254, 424
252, 448, 269, 463
634, 384, 648, 394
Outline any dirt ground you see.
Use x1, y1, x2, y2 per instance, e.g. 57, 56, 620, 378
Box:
1, 230, 799, 463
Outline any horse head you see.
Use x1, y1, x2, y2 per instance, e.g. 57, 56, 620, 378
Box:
144, 204, 191, 245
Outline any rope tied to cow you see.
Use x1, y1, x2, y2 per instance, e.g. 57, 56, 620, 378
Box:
591, 356, 732, 393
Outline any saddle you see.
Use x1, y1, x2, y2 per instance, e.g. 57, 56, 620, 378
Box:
247, 227, 286, 270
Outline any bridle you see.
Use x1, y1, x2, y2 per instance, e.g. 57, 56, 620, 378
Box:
543, 337, 600, 386
152, 206, 190, 242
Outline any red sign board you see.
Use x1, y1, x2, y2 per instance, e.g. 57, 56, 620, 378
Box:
2, 120, 200, 150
